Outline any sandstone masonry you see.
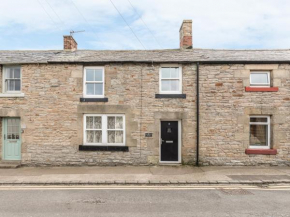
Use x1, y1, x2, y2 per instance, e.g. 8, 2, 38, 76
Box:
0, 20, 289, 166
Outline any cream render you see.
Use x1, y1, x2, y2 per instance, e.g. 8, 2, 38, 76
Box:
0, 20, 290, 166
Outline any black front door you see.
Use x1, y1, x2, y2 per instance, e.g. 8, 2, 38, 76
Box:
160, 121, 179, 162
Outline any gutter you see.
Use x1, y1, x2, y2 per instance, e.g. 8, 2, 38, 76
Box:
0, 60, 285, 65
196, 60, 290, 64
46, 60, 290, 64
196, 62, 200, 166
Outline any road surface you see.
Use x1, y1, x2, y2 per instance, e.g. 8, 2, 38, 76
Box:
0, 185, 289, 217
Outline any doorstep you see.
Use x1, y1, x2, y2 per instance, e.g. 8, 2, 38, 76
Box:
0, 161, 21, 169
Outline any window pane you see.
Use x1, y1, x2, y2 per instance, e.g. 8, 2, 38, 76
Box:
15, 80, 21, 91
14, 68, 20, 78
171, 80, 179, 91
8, 126, 12, 135
94, 131, 102, 143
7, 80, 15, 91
161, 68, 171, 78
93, 117, 102, 129
108, 117, 115, 129
7, 119, 13, 126
86, 117, 93, 129
108, 131, 115, 143
116, 117, 123, 129
161, 80, 170, 91
13, 126, 18, 135
250, 125, 268, 147
95, 69, 103, 81
86, 84, 94, 95
170, 67, 179, 78
115, 131, 123, 143
250, 117, 267, 123
95, 83, 103, 95
86, 130, 94, 143
14, 119, 20, 126
250, 73, 269, 84
86, 69, 94, 81
6, 69, 13, 78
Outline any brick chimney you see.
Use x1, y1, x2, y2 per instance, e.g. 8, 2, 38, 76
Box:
179, 20, 192, 49
63, 35, 77, 51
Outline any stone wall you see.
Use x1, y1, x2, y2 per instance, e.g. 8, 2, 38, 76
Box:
199, 64, 290, 166
0, 63, 197, 166
2, 62, 289, 166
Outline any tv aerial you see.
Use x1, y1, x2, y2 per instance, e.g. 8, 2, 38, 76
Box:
70, 30, 85, 36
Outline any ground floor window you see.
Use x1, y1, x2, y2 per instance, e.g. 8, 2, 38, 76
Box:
84, 114, 125, 146
249, 116, 270, 149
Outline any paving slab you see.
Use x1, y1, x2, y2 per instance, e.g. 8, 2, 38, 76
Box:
0, 165, 289, 185
228, 175, 290, 181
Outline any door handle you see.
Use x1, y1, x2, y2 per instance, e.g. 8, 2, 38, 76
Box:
4, 134, 5, 140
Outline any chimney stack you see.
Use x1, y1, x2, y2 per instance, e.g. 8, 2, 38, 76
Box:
63, 35, 77, 51
179, 20, 192, 49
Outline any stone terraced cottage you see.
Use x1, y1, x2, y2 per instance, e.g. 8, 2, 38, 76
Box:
0, 20, 290, 166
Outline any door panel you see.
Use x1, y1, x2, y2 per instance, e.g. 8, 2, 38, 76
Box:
3, 118, 21, 160
160, 121, 178, 162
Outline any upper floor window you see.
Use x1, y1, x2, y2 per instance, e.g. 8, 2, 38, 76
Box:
250, 71, 270, 87
83, 67, 104, 98
3, 66, 21, 93
159, 66, 182, 94
249, 116, 270, 149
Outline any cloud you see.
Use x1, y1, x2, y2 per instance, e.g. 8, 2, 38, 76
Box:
0, 0, 290, 50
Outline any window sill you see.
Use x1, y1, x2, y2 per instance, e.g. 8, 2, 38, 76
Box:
79, 145, 128, 152
245, 149, 277, 155
245, 87, 279, 92
0, 93, 25, 98
80, 97, 108, 102
155, 94, 186, 99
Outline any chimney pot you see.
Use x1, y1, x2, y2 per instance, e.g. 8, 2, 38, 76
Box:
179, 20, 192, 49
63, 35, 77, 51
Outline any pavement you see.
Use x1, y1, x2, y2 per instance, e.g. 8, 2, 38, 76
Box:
0, 165, 290, 185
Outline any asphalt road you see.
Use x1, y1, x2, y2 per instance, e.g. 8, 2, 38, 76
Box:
0, 186, 289, 217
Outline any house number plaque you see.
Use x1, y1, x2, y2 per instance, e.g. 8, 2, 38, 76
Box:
145, 133, 153, 138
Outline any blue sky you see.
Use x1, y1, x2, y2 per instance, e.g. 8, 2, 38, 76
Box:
0, 0, 290, 50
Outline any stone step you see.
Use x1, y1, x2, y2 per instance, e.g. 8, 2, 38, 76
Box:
0, 161, 21, 169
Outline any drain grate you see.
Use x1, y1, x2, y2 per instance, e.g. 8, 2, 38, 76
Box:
219, 188, 253, 195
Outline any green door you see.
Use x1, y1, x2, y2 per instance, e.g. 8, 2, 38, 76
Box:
3, 118, 21, 160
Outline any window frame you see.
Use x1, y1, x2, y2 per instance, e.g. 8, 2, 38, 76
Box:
2, 66, 22, 94
83, 66, 105, 98
249, 116, 270, 149
250, 71, 270, 87
83, 114, 125, 146
159, 65, 182, 94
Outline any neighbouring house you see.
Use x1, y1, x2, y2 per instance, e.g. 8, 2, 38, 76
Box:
0, 20, 290, 167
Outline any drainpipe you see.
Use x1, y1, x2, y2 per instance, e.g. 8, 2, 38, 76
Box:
196, 62, 200, 166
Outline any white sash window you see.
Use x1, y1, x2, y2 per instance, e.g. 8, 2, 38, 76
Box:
83, 67, 104, 98
84, 114, 125, 146
249, 116, 270, 149
159, 65, 182, 94
3, 66, 21, 93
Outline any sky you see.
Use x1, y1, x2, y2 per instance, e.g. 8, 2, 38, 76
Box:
0, 0, 290, 50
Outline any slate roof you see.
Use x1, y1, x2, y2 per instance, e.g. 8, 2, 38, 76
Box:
1, 49, 290, 64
